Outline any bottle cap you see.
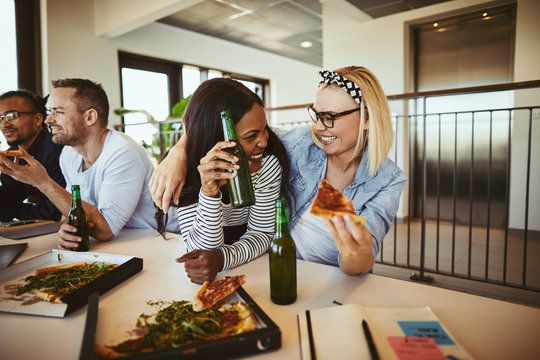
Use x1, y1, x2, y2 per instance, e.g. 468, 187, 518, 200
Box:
276, 198, 287, 208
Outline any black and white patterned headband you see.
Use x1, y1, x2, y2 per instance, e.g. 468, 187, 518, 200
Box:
319, 70, 362, 105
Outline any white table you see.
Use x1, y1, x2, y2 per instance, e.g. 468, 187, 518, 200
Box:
1, 229, 539, 360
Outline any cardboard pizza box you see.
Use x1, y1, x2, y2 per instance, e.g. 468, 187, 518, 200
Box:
0, 249, 143, 317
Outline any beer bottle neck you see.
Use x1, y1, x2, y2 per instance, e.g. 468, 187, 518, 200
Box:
72, 189, 83, 208
275, 207, 290, 236
221, 111, 238, 141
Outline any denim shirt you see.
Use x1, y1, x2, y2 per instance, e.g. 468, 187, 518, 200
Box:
278, 126, 407, 262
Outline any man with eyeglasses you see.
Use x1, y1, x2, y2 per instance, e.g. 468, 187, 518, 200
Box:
0, 90, 65, 222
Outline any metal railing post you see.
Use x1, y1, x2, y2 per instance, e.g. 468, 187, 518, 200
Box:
411, 97, 433, 283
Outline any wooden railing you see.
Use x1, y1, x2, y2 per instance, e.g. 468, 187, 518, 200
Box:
264, 79, 540, 110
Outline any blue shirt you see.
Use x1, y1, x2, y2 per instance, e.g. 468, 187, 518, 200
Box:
278, 126, 407, 268
0, 129, 65, 221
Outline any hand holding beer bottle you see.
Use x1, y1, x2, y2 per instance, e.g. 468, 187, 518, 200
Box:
68, 185, 90, 252
220, 110, 256, 208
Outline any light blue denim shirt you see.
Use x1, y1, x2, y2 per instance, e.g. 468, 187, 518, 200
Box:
277, 126, 407, 266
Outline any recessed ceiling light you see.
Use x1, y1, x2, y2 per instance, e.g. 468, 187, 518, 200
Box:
433, 22, 439, 28
483, 12, 488, 17
300, 41, 313, 48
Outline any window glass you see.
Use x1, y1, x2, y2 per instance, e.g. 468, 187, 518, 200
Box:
121, 68, 169, 147
237, 79, 263, 100
0, 0, 18, 150
182, 66, 201, 97
117, 53, 267, 159
208, 70, 222, 80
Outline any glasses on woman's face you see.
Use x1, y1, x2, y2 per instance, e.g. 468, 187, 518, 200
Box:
0, 111, 36, 125
307, 105, 361, 128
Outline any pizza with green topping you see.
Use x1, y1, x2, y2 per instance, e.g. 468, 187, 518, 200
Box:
16, 262, 117, 303
94, 299, 256, 359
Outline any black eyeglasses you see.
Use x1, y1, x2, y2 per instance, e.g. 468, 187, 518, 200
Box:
0, 111, 36, 124
307, 105, 361, 128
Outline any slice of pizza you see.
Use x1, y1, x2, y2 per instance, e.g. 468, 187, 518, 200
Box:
310, 179, 367, 224
94, 299, 256, 359
0, 149, 24, 157
192, 275, 246, 312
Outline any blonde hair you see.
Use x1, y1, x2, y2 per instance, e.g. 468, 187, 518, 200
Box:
312, 66, 393, 175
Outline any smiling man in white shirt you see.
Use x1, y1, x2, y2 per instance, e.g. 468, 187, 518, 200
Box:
0, 78, 177, 249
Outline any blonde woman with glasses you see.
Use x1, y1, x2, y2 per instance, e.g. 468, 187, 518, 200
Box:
149, 66, 406, 276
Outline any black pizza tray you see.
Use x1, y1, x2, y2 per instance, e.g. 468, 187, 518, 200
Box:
88, 286, 281, 359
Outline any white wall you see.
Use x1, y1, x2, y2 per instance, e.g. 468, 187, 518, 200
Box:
323, 0, 540, 230
43, 0, 319, 127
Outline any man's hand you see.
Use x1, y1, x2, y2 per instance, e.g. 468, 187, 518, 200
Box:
56, 221, 95, 250
0, 149, 49, 187
324, 215, 374, 275
149, 141, 187, 213
176, 249, 224, 284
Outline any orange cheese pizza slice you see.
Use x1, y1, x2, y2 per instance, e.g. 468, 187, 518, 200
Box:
192, 275, 246, 312
310, 179, 366, 224
0, 149, 24, 157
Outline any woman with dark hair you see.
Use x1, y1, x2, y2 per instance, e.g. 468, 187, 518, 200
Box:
156, 78, 291, 284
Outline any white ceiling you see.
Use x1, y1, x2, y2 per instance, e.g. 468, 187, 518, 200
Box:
158, 0, 452, 67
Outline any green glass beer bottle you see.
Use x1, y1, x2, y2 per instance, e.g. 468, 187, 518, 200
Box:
220, 110, 256, 208
68, 185, 90, 252
269, 198, 296, 304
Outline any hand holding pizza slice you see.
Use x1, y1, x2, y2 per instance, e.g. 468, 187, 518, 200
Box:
310, 180, 376, 275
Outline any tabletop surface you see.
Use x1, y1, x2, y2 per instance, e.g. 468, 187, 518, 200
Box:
1, 228, 540, 360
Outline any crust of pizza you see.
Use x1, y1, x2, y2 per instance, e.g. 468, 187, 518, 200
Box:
0, 149, 24, 157
35, 289, 63, 303
34, 262, 88, 277
94, 343, 126, 359
310, 179, 366, 224
193, 275, 246, 312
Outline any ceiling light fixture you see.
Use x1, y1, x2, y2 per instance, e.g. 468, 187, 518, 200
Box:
300, 41, 313, 48
483, 12, 488, 17
433, 22, 439, 28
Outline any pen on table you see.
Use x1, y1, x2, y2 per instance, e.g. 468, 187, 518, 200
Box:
0, 220, 40, 229
362, 319, 380, 360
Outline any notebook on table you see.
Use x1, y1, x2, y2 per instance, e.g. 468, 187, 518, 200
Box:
0, 222, 61, 240
298, 304, 472, 360
0, 243, 28, 269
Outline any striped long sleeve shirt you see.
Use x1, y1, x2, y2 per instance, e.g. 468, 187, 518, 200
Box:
176, 155, 282, 271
